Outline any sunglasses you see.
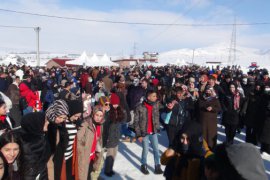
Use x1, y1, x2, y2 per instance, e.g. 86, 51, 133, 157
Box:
105, 103, 110, 106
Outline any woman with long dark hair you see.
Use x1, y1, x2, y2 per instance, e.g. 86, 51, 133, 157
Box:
104, 93, 126, 177
221, 82, 243, 145
0, 151, 9, 180
0, 131, 22, 180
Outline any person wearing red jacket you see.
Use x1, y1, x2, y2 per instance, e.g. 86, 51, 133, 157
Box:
80, 70, 89, 91
19, 79, 38, 115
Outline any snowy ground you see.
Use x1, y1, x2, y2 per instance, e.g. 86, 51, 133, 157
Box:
99, 124, 270, 180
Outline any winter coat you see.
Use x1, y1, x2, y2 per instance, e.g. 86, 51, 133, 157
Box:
58, 89, 78, 101
19, 82, 38, 108
6, 83, 20, 105
80, 73, 89, 89
198, 96, 221, 149
169, 97, 195, 129
134, 102, 160, 137
105, 110, 127, 148
161, 150, 203, 180
21, 134, 50, 180
199, 96, 221, 124
260, 94, 270, 144
0, 77, 8, 93
242, 92, 262, 128
77, 119, 103, 180
20, 112, 50, 180
221, 93, 243, 126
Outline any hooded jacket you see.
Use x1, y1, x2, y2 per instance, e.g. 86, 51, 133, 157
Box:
20, 112, 50, 180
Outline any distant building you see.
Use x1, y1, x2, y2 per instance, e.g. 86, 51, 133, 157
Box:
113, 52, 158, 67
46, 58, 73, 68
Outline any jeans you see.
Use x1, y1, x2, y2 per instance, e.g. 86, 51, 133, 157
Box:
23, 106, 33, 115
121, 123, 135, 138
141, 133, 160, 166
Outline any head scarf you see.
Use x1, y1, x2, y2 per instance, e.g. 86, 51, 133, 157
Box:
21, 112, 45, 136
45, 100, 69, 123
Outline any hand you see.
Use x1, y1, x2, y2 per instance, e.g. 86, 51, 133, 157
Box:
138, 137, 143, 143
207, 107, 212, 111
165, 148, 175, 157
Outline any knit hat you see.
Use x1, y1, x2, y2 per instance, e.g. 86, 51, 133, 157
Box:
152, 79, 159, 86
67, 100, 83, 117
99, 96, 110, 106
45, 100, 69, 123
110, 93, 120, 105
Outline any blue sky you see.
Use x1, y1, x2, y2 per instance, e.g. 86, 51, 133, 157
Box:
0, 0, 270, 54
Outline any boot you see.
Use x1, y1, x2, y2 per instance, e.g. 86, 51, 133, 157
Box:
104, 156, 115, 176
154, 164, 163, 174
140, 164, 149, 175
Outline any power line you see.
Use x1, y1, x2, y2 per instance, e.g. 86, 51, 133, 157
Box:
0, 25, 35, 29
0, 8, 270, 26
149, 0, 203, 41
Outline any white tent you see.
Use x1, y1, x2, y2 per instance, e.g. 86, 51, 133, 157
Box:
99, 54, 119, 67
66, 51, 90, 66
86, 53, 99, 66
172, 59, 188, 66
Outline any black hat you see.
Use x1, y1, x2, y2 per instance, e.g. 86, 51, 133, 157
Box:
67, 100, 83, 117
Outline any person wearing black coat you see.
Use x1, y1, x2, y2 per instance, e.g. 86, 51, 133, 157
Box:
242, 86, 263, 145
260, 88, 270, 154
161, 87, 195, 148
20, 112, 50, 180
221, 82, 243, 145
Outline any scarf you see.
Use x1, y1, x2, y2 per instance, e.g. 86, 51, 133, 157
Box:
45, 100, 69, 123
89, 124, 101, 161
144, 101, 154, 134
233, 92, 240, 110
0, 115, 6, 123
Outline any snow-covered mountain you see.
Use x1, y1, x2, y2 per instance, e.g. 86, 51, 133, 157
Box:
159, 43, 270, 68
1, 43, 270, 69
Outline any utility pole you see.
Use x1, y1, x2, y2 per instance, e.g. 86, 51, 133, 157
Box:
228, 17, 236, 66
34, 27, 41, 67
192, 49, 195, 65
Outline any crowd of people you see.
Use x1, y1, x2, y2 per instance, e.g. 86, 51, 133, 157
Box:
0, 64, 268, 180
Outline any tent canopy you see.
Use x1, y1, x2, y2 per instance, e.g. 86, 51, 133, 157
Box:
66, 51, 90, 66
